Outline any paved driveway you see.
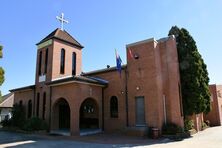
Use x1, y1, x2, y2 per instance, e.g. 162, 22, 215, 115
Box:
0, 131, 159, 148
139, 126, 222, 148
0, 126, 222, 148
0, 131, 128, 148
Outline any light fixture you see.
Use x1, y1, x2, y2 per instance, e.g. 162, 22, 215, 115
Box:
136, 86, 140, 90
134, 53, 139, 59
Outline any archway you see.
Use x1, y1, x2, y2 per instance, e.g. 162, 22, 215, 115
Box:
79, 98, 99, 129
53, 98, 70, 130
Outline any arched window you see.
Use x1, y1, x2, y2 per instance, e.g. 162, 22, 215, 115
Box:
72, 52, 76, 75
42, 92, 46, 120
110, 96, 118, 118
60, 48, 65, 74
38, 51, 42, 75
44, 48, 48, 74
19, 100, 23, 106
28, 100, 32, 118
36, 93, 40, 117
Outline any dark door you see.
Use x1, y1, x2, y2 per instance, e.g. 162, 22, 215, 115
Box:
135, 96, 146, 126
59, 104, 70, 129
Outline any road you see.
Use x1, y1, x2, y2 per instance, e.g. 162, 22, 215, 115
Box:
0, 126, 222, 148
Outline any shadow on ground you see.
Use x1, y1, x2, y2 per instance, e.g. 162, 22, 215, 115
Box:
0, 130, 190, 148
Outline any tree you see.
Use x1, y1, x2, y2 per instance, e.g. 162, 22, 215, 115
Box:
11, 104, 26, 128
0, 45, 4, 98
168, 26, 211, 117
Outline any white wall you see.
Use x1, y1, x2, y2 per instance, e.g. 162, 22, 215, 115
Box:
0, 108, 12, 122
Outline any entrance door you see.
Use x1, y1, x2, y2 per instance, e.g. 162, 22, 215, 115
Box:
59, 104, 70, 129
135, 96, 146, 126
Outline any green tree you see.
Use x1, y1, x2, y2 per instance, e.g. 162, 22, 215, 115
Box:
0, 45, 4, 98
168, 26, 211, 117
11, 104, 26, 128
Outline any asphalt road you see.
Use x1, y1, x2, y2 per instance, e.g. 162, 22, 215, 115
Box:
0, 126, 222, 148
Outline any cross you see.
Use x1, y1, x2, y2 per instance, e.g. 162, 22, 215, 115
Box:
56, 13, 69, 31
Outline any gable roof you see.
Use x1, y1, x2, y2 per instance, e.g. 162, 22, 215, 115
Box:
9, 85, 35, 92
36, 28, 84, 48
0, 93, 14, 108
47, 75, 108, 87
83, 65, 127, 76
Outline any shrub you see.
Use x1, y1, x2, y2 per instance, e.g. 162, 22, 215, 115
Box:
1, 104, 26, 128
22, 117, 48, 131
205, 120, 210, 126
11, 104, 26, 128
1, 118, 12, 127
184, 119, 194, 131
162, 123, 183, 135
201, 122, 208, 130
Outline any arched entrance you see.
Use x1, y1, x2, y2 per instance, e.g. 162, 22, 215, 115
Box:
79, 98, 99, 129
53, 98, 70, 130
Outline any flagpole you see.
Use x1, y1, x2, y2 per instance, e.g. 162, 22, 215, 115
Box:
115, 49, 128, 126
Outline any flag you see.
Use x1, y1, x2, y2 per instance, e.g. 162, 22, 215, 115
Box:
127, 48, 133, 60
115, 49, 122, 76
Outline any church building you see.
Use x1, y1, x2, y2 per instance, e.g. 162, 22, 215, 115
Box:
10, 18, 184, 136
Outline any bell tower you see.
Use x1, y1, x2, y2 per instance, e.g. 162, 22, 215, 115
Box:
33, 13, 83, 119
35, 28, 84, 84
35, 13, 83, 84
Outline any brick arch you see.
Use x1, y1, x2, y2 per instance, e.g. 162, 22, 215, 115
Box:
79, 98, 99, 129
53, 97, 70, 107
52, 98, 71, 130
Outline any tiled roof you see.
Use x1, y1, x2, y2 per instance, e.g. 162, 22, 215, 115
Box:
10, 85, 35, 92
36, 28, 83, 48
0, 93, 14, 108
83, 65, 127, 76
47, 75, 108, 87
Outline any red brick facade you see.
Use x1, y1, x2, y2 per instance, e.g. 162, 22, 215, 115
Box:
11, 28, 184, 136
204, 84, 222, 126
188, 113, 204, 132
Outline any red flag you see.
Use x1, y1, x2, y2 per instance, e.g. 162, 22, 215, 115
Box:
127, 48, 133, 60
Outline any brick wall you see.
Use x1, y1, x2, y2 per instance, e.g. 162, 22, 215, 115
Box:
188, 113, 204, 131
50, 82, 103, 135
204, 85, 222, 126
14, 90, 34, 118
89, 70, 127, 132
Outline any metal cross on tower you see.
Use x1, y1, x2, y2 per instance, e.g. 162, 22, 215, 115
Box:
56, 13, 69, 31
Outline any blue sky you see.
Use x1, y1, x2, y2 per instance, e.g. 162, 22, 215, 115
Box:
0, 0, 221, 95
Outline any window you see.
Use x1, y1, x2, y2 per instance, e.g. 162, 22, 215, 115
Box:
28, 100, 32, 118
38, 51, 42, 75
178, 83, 183, 116
36, 93, 40, 117
42, 92, 46, 120
110, 96, 118, 118
19, 100, 23, 106
72, 52, 76, 75
60, 48, 65, 74
44, 48, 48, 74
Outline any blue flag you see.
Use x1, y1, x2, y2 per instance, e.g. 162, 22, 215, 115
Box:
115, 50, 122, 76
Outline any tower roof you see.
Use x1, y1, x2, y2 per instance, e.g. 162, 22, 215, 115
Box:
36, 28, 83, 48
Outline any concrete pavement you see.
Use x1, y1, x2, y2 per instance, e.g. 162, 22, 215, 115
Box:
137, 126, 222, 148
0, 126, 222, 148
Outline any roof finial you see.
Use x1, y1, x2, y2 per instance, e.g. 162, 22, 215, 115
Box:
56, 13, 69, 31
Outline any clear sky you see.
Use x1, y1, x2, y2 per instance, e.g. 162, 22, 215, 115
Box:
0, 0, 221, 95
